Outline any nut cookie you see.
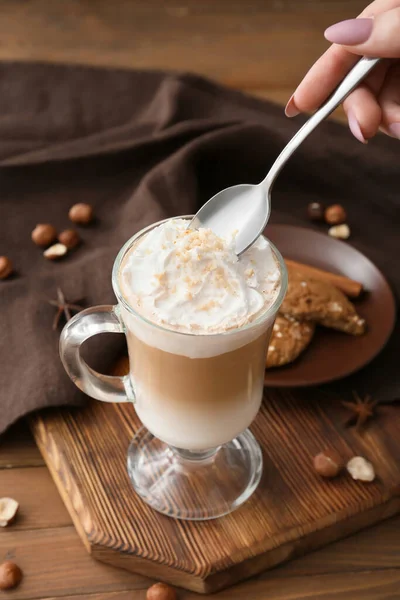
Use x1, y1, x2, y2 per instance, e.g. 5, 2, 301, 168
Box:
281, 267, 366, 335
266, 314, 315, 368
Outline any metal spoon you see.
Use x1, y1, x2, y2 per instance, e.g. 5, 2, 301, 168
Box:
190, 57, 380, 255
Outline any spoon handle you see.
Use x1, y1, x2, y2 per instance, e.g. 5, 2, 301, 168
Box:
263, 56, 380, 188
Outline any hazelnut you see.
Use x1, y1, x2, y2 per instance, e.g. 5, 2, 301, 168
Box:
31, 223, 58, 247
43, 243, 68, 260
328, 224, 351, 240
0, 256, 13, 280
0, 498, 19, 527
0, 561, 23, 590
307, 201, 324, 222
313, 449, 342, 478
325, 204, 347, 225
69, 203, 94, 225
146, 582, 177, 600
346, 456, 375, 482
58, 229, 80, 249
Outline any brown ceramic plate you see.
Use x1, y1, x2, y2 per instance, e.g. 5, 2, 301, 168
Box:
265, 224, 396, 387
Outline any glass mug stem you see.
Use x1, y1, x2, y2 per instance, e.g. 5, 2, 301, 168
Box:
59, 305, 135, 404
171, 446, 220, 463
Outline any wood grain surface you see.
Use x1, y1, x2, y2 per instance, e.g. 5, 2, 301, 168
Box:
30, 384, 400, 594
0, 467, 70, 530
0, 422, 44, 468
0, 0, 365, 83
0, 527, 150, 600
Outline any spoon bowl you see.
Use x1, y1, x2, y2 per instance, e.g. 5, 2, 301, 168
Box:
190, 183, 270, 256
190, 57, 380, 255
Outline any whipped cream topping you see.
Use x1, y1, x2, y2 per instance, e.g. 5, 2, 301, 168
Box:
120, 218, 280, 334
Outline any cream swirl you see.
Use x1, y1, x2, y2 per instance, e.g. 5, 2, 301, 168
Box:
120, 218, 280, 334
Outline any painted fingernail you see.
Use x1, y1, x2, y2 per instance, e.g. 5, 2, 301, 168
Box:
348, 109, 367, 144
285, 94, 300, 117
324, 18, 373, 45
388, 123, 400, 139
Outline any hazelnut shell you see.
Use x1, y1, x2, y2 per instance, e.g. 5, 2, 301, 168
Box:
58, 229, 80, 249
0, 256, 13, 280
307, 202, 324, 222
0, 561, 23, 590
31, 223, 58, 247
146, 582, 177, 600
313, 449, 342, 478
69, 203, 94, 225
324, 204, 347, 225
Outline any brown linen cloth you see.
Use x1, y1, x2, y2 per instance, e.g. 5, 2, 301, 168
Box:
0, 61, 398, 434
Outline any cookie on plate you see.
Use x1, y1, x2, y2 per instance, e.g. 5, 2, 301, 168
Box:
281, 267, 366, 335
266, 314, 316, 368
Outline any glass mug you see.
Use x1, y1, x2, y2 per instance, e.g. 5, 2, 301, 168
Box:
60, 216, 287, 520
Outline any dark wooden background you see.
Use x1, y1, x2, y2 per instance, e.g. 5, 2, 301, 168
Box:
0, 0, 367, 119
4, 2, 399, 599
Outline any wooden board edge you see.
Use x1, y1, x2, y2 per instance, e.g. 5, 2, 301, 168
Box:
30, 414, 93, 553
93, 546, 206, 594
203, 496, 400, 593
87, 497, 400, 594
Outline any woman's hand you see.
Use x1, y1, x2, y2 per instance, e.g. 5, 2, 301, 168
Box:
285, 0, 400, 142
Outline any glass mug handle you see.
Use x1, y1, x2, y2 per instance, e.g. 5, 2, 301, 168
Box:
59, 305, 135, 403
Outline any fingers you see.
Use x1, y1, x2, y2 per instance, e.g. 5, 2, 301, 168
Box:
285, 0, 400, 116
343, 86, 382, 142
287, 53, 389, 141
341, 59, 390, 141
285, 46, 358, 116
285, 0, 400, 143
325, 8, 400, 57
343, 61, 400, 141
378, 63, 400, 137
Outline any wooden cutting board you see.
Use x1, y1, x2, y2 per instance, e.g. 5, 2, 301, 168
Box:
30, 364, 400, 595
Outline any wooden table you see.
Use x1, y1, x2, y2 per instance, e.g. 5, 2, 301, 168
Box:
0, 0, 367, 120
2, 420, 400, 599
2, 1, 399, 598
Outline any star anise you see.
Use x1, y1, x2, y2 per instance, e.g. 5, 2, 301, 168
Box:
48, 287, 84, 330
341, 391, 380, 431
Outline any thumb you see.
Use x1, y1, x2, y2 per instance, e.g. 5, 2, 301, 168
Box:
325, 10, 400, 57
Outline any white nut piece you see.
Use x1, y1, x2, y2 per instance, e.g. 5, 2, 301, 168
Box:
346, 456, 375, 482
0, 498, 19, 527
43, 243, 68, 260
328, 224, 350, 240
